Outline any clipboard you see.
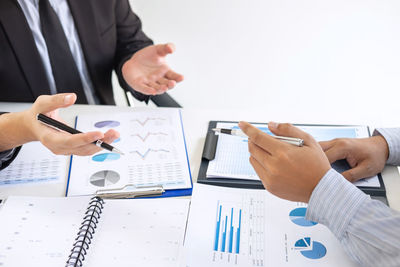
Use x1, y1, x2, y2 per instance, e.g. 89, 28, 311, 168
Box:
65, 109, 193, 198
197, 121, 387, 198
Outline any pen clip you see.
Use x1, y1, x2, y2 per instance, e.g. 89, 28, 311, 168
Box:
95, 184, 165, 199
95, 140, 103, 147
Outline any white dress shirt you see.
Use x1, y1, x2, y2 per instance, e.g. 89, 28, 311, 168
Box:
16, 0, 99, 104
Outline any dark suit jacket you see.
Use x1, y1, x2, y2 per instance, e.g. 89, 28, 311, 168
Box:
0, 0, 153, 105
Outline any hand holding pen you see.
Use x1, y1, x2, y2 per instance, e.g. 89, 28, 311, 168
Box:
37, 113, 124, 155
26, 94, 120, 156
238, 121, 331, 203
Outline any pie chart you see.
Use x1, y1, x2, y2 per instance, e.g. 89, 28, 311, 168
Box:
294, 237, 327, 259
94, 120, 120, 128
89, 170, 120, 187
289, 207, 318, 227
92, 153, 120, 162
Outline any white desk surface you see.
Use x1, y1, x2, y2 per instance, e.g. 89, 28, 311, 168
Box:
1, 103, 399, 211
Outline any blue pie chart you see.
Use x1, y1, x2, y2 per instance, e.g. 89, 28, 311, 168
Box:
295, 237, 327, 259
92, 153, 120, 162
289, 208, 317, 227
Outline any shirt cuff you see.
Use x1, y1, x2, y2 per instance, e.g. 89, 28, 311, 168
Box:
374, 128, 400, 165
305, 168, 369, 239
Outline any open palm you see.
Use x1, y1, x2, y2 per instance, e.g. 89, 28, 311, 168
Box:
122, 43, 184, 95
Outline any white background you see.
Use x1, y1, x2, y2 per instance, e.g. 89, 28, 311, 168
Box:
112, 0, 400, 127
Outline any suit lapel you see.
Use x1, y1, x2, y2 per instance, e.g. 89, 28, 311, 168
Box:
0, 0, 51, 98
67, 0, 102, 90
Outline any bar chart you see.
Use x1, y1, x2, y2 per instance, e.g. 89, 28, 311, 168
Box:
211, 195, 265, 266
185, 184, 356, 267
214, 203, 242, 254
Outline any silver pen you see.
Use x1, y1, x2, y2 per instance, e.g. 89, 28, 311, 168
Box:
212, 128, 304, 147
95, 185, 165, 199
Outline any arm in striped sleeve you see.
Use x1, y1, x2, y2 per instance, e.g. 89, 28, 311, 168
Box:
374, 128, 400, 166
306, 169, 400, 266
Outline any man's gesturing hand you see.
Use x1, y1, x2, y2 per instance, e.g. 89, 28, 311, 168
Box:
122, 43, 184, 95
239, 121, 331, 203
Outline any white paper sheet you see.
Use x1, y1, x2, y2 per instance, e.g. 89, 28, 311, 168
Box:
0, 141, 68, 186
0, 196, 90, 266
0, 196, 190, 267
207, 123, 380, 187
67, 108, 192, 196
85, 198, 190, 267
184, 184, 357, 267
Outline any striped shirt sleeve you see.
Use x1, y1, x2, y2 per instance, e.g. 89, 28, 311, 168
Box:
306, 169, 400, 266
374, 128, 400, 166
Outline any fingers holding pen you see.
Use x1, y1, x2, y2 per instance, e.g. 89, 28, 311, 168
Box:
61, 130, 120, 156
40, 131, 105, 155
248, 140, 273, 168
239, 121, 285, 154
268, 122, 317, 146
102, 129, 120, 145
241, 120, 331, 202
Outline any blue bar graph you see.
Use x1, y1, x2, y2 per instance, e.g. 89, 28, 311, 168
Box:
229, 208, 234, 253
236, 209, 242, 254
222, 217, 227, 252
213, 204, 242, 255
214, 205, 222, 251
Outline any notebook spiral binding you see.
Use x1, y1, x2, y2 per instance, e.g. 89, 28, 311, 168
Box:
66, 197, 105, 267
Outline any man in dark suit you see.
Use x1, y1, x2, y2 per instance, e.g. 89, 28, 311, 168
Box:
0, 0, 183, 104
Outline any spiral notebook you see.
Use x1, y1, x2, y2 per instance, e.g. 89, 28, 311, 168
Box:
0, 196, 190, 267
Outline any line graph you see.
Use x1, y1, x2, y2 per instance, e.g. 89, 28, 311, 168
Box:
68, 109, 191, 196
129, 148, 170, 159
130, 118, 167, 126
131, 132, 168, 142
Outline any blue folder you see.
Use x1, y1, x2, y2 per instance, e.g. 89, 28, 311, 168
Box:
65, 110, 192, 198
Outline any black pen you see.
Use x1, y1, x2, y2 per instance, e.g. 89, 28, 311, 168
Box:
37, 113, 124, 155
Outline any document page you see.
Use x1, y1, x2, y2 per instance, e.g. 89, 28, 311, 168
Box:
207, 123, 380, 187
0, 196, 190, 267
67, 108, 192, 196
0, 196, 90, 266
0, 141, 68, 186
184, 184, 357, 267
85, 198, 190, 267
